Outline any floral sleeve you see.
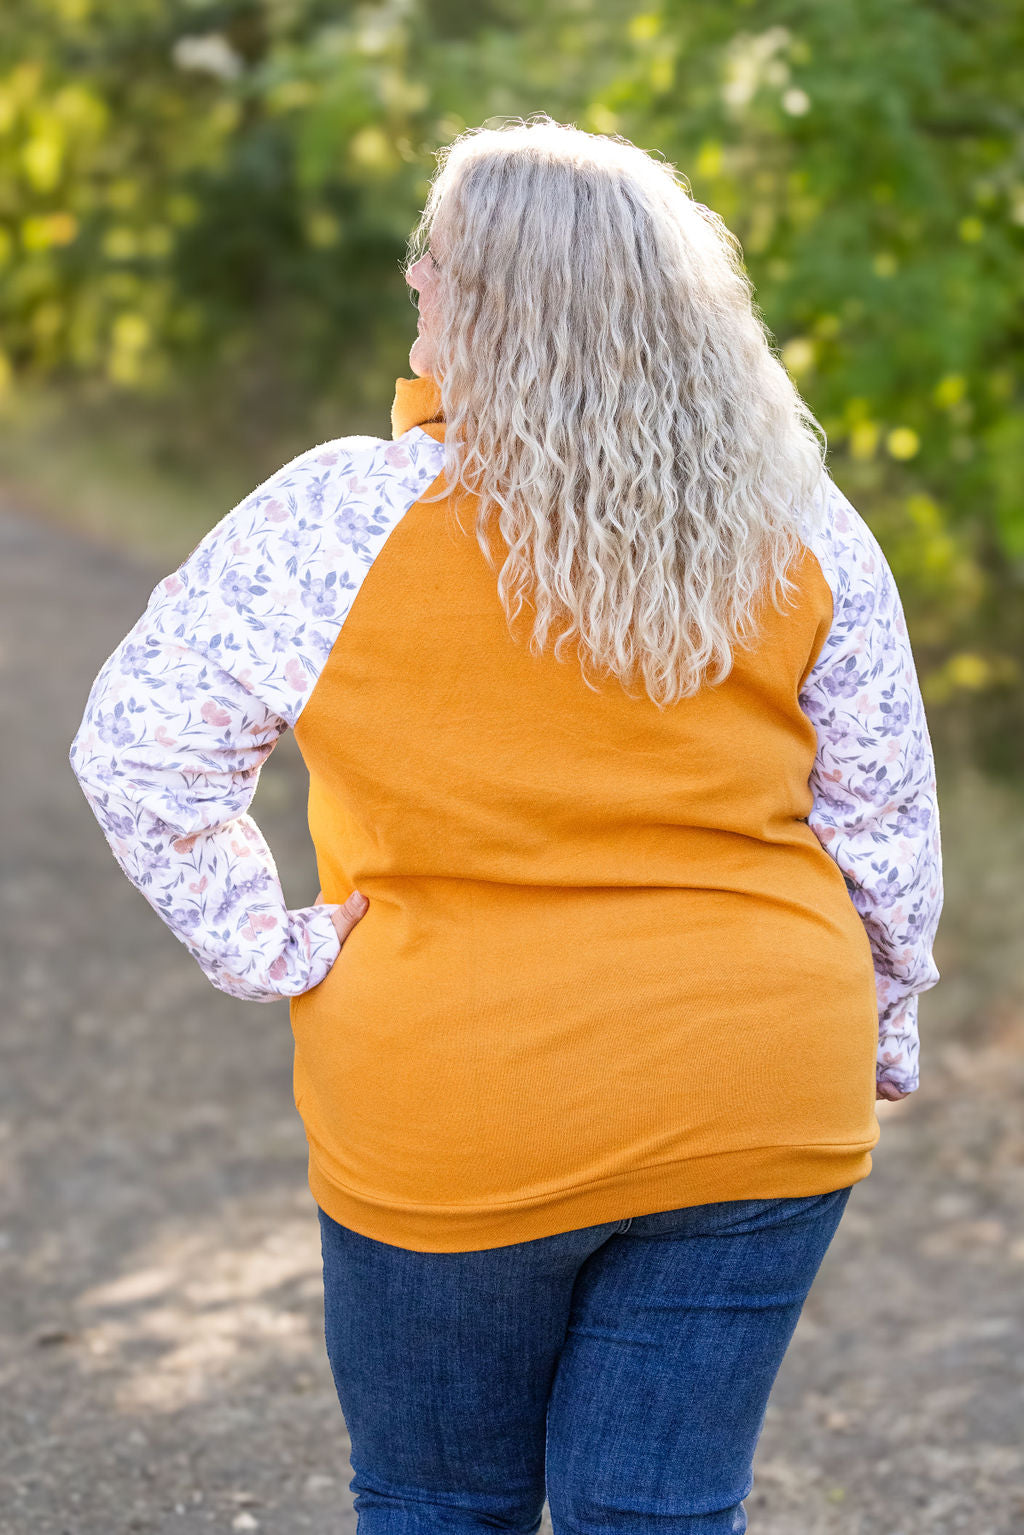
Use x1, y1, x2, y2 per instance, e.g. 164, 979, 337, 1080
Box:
70, 428, 445, 1002
68, 607, 342, 1003
799, 480, 944, 1094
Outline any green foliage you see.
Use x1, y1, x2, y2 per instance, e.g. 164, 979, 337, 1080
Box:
1, 0, 1021, 771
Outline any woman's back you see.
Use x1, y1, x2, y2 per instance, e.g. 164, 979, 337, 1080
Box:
69, 117, 944, 1530
76, 371, 932, 1252
292, 380, 884, 1249
69, 120, 941, 1255
69, 383, 941, 1259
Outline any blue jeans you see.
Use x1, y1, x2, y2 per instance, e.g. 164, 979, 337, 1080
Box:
318, 1185, 852, 1533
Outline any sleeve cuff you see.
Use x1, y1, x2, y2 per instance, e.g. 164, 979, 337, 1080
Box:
206, 902, 342, 1002
875, 988, 920, 1093
277, 903, 344, 996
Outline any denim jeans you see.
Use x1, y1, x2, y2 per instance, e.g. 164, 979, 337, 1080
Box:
318, 1185, 852, 1533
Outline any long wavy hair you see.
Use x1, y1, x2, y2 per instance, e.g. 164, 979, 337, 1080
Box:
403, 114, 830, 709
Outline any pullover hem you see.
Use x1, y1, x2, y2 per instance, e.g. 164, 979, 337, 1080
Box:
306, 1136, 877, 1253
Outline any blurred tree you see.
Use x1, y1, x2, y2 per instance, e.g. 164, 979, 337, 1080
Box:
591, 0, 1024, 775
0, 0, 1020, 771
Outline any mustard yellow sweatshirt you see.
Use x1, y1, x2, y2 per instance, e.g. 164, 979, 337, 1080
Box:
70, 373, 943, 1252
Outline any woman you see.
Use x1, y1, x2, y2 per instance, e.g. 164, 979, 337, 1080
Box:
70, 117, 942, 1531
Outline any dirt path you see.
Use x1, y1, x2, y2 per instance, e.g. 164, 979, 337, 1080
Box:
1, 498, 1022, 1534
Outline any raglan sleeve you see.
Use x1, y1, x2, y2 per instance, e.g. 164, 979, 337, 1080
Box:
68, 450, 344, 1003
798, 484, 944, 1094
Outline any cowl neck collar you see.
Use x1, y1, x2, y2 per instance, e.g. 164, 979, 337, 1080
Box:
391, 374, 445, 442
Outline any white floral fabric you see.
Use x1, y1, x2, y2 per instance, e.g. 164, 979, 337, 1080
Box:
69, 428, 446, 1002
798, 480, 943, 1094
71, 448, 941, 1090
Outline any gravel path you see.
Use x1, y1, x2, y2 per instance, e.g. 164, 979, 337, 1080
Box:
1, 499, 1022, 1534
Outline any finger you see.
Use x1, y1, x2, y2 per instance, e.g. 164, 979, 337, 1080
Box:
330, 889, 369, 943
314, 890, 324, 905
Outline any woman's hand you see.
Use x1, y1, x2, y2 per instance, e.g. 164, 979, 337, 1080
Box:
315, 888, 369, 950
876, 1080, 911, 1102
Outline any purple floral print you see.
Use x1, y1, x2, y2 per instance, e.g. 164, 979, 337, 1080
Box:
798, 479, 943, 1094
70, 435, 941, 1095
69, 428, 447, 1002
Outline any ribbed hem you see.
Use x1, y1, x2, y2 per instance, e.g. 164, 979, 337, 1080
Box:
307, 1139, 876, 1253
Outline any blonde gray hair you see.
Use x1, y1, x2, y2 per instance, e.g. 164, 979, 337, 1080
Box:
404, 114, 829, 708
